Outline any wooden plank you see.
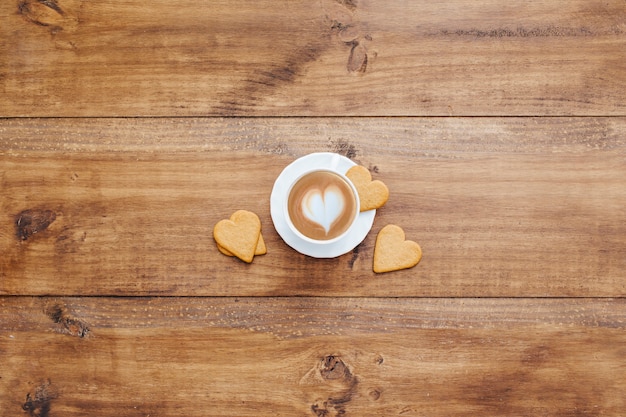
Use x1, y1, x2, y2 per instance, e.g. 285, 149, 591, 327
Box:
1, 0, 625, 116
1, 296, 624, 416
1, 117, 625, 297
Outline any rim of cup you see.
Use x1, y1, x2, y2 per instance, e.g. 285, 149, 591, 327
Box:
284, 168, 360, 245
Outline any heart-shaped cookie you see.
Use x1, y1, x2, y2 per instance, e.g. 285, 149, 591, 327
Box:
217, 232, 266, 257
213, 210, 261, 263
373, 225, 422, 273
345, 165, 389, 212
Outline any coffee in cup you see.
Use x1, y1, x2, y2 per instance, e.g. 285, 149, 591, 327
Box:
285, 169, 359, 242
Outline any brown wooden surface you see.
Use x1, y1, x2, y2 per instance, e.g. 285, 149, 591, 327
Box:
2, 0, 626, 416
1, 297, 625, 416
1, 117, 625, 297
1, 0, 625, 116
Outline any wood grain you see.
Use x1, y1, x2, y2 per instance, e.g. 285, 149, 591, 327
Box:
3, 1, 624, 415
1, 0, 625, 116
1, 297, 624, 417
1, 117, 624, 297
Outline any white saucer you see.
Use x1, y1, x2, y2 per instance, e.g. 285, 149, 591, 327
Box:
270, 152, 376, 258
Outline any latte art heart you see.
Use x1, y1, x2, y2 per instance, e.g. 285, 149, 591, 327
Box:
301, 185, 345, 234
287, 170, 358, 241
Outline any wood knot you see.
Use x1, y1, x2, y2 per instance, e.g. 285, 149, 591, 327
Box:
369, 388, 381, 400
347, 41, 368, 74
45, 303, 89, 338
17, 0, 79, 34
322, 0, 372, 74
15, 209, 57, 241
320, 355, 350, 380
22, 379, 57, 417
304, 355, 359, 416
331, 139, 358, 160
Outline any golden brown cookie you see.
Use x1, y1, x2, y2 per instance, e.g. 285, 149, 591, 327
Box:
345, 165, 389, 212
213, 210, 262, 263
373, 225, 422, 273
217, 232, 266, 257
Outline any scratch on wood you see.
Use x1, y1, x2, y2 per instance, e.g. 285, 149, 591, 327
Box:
15, 209, 57, 241
22, 380, 57, 417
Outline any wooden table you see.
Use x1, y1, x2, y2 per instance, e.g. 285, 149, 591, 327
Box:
1, 1, 625, 415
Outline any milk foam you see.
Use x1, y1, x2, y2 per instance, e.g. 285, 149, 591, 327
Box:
301, 185, 345, 234
287, 170, 357, 241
